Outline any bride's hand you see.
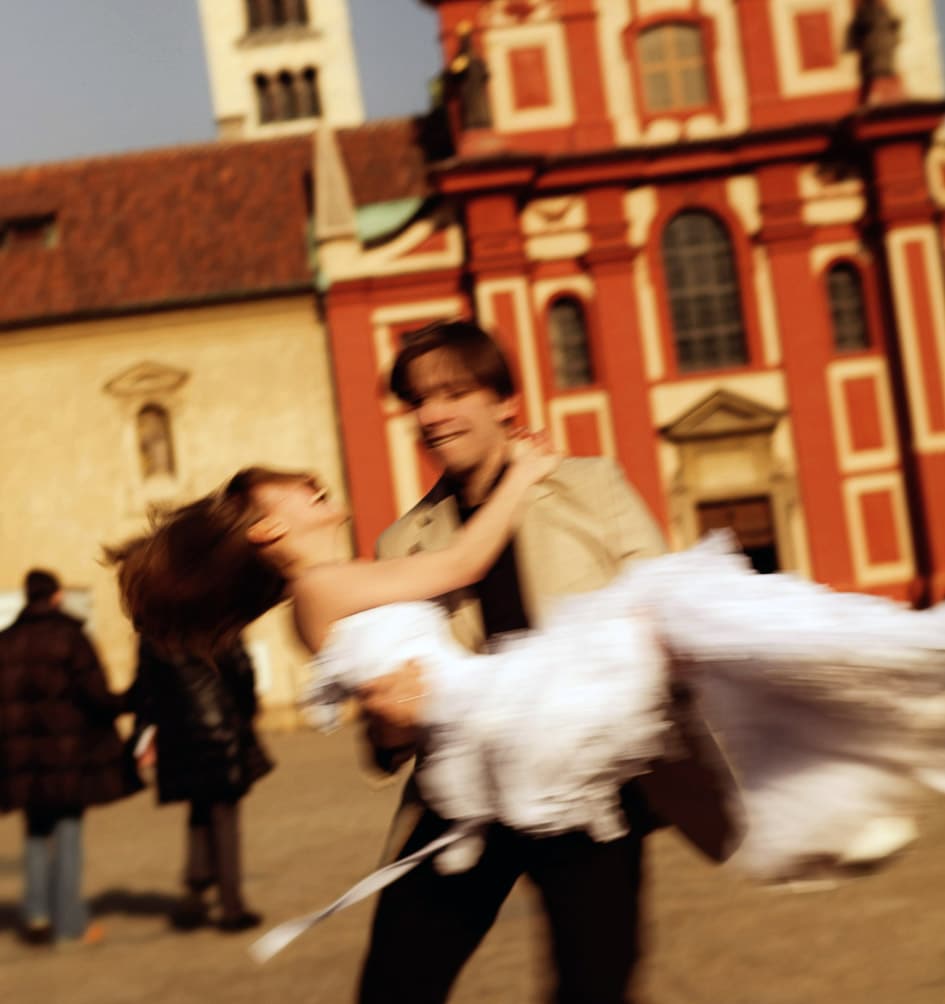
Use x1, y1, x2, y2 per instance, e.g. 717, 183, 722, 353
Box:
508, 429, 561, 484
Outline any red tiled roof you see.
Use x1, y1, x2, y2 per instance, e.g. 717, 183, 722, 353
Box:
0, 135, 316, 328
0, 119, 438, 329
338, 118, 433, 207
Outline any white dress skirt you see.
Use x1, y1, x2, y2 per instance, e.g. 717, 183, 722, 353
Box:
250, 535, 945, 963
308, 534, 945, 877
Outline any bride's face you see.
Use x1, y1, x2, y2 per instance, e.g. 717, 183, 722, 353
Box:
252, 475, 348, 538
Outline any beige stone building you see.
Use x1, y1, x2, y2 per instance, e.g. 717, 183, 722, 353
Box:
0, 135, 345, 725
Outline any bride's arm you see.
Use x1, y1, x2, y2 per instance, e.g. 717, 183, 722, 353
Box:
299, 448, 556, 634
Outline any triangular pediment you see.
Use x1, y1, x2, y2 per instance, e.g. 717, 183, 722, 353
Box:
104, 361, 189, 398
662, 389, 782, 442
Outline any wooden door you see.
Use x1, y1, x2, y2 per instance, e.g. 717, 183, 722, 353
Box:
697, 495, 779, 573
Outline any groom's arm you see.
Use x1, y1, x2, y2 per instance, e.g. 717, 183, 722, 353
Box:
358, 660, 426, 769
359, 661, 422, 773
356, 522, 425, 775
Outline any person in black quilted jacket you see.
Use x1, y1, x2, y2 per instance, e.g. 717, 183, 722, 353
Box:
130, 635, 273, 933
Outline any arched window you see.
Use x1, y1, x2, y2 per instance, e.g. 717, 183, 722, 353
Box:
271, 0, 286, 25
827, 262, 870, 351
256, 70, 317, 124
638, 23, 709, 114
662, 211, 748, 372
254, 74, 275, 124
278, 71, 299, 120
137, 404, 176, 480
548, 297, 594, 388
299, 67, 322, 118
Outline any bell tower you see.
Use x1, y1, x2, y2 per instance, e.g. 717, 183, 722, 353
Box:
197, 0, 364, 139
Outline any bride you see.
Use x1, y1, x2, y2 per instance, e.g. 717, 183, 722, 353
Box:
108, 448, 945, 916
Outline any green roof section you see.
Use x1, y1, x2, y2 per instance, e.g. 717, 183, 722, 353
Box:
356, 197, 425, 244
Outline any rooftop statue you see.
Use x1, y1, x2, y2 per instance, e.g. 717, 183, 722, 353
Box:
847, 0, 901, 85
446, 22, 492, 130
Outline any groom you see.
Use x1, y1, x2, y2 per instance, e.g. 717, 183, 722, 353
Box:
357, 320, 741, 1003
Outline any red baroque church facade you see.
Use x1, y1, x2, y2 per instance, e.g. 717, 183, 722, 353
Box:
317, 0, 945, 604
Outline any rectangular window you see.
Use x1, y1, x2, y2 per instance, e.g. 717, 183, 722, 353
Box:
639, 23, 709, 114
0, 214, 57, 251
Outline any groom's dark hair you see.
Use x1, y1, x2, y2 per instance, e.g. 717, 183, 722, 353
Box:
389, 319, 516, 403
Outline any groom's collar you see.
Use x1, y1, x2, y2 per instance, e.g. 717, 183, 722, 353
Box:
441, 465, 509, 512
423, 465, 556, 518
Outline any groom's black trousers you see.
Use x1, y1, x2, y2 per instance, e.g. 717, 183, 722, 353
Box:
358, 790, 649, 1004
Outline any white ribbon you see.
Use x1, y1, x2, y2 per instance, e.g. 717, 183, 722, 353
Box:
248, 823, 474, 964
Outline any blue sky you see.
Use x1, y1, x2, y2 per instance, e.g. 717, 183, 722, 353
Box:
0, 0, 441, 168
0, 0, 942, 169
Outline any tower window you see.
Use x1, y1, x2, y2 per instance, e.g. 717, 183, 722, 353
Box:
638, 23, 709, 113
254, 70, 321, 124
277, 71, 299, 120
246, 0, 308, 31
299, 68, 322, 118
254, 74, 275, 123
548, 297, 594, 388
827, 263, 871, 351
662, 211, 748, 372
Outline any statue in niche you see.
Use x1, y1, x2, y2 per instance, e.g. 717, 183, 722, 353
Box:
445, 22, 492, 130
847, 0, 901, 85
137, 403, 176, 480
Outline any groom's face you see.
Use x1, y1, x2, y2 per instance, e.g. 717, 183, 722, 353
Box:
406, 349, 517, 479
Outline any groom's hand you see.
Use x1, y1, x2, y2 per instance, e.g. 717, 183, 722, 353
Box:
357, 659, 428, 745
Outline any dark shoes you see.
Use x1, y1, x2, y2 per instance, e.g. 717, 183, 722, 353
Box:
170, 889, 262, 934
169, 892, 210, 931
218, 910, 263, 933
19, 920, 53, 946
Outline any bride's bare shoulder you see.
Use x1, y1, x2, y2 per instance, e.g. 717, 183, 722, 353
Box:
292, 560, 380, 631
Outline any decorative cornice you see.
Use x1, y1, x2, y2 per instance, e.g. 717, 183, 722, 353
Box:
426, 104, 945, 199
104, 361, 190, 399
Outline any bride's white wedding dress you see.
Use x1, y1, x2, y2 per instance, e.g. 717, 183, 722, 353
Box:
249, 535, 945, 962
310, 534, 945, 878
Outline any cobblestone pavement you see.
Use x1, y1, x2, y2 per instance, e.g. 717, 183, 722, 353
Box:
2, 729, 945, 1004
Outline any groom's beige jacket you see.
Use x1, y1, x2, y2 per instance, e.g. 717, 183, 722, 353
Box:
373, 456, 744, 863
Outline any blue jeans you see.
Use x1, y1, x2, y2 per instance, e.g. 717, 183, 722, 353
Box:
23, 808, 88, 940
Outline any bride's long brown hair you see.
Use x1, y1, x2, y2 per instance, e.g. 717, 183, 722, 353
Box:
106, 467, 310, 659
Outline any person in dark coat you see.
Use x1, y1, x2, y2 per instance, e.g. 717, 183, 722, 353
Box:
0, 568, 140, 946
131, 635, 273, 933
